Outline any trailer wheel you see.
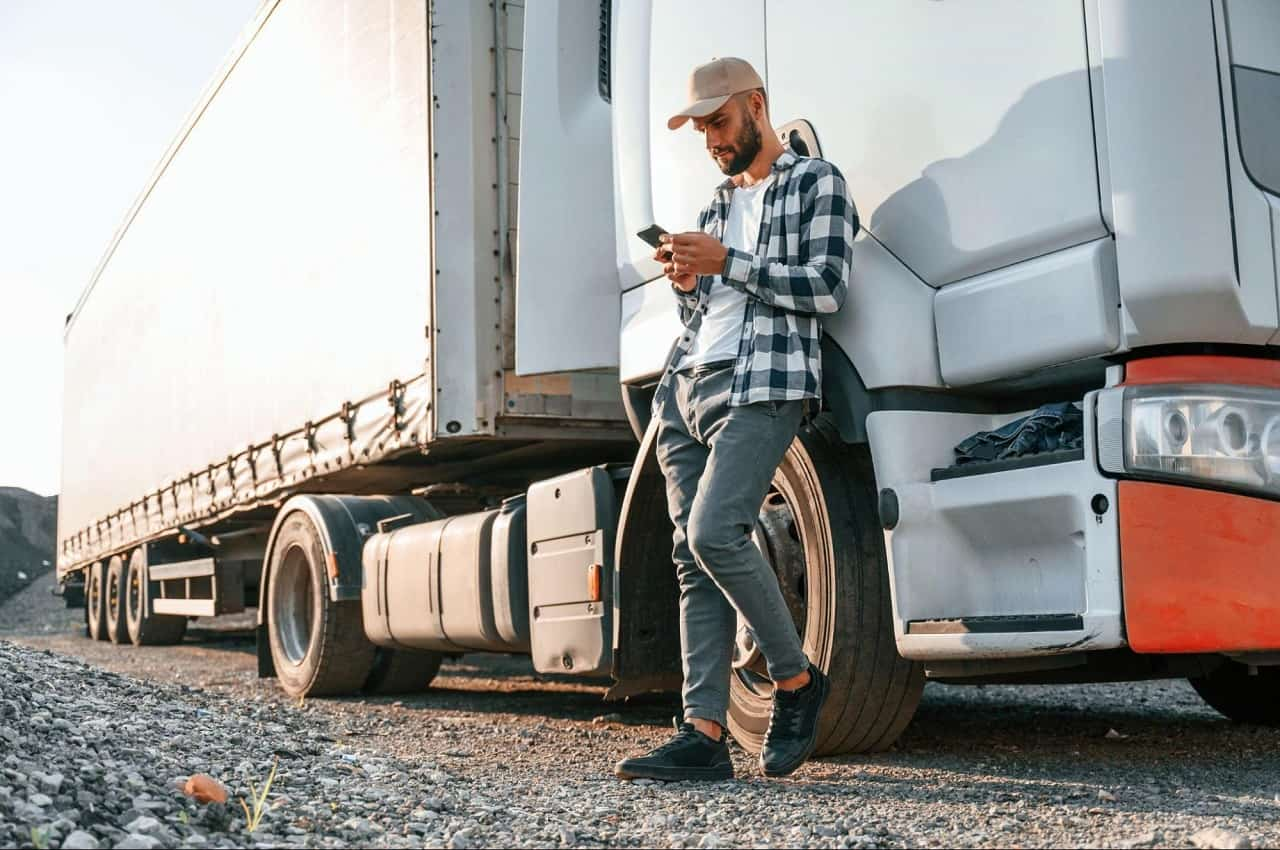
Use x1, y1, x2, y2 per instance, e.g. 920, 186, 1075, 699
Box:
364, 648, 445, 695
266, 511, 375, 697
1189, 662, 1280, 725
86, 561, 108, 641
125, 549, 187, 646
104, 555, 130, 644
727, 415, 924, 756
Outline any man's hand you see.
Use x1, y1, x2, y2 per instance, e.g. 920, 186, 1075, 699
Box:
667, 232, 729, 278
655, 236, 696, 293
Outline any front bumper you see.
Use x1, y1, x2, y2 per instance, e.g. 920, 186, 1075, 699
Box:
1119, 479, 1280, 653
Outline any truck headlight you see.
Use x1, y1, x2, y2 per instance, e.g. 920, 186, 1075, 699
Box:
1105, 385, 1280, 497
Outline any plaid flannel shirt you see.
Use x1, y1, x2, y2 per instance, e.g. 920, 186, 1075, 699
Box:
650, 150, 857, 422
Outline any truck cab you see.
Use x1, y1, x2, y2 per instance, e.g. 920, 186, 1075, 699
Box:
518, 0, 1280, 747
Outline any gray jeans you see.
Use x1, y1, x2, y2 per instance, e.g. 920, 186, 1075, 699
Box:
654, 362, 810, 727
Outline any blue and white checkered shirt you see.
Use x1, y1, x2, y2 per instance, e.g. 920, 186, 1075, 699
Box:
651, 150, 857, 421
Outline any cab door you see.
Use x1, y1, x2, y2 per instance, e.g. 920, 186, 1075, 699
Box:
612, 0, 766, 381
515, 0, 619, 374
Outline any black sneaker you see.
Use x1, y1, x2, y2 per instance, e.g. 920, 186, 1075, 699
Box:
760, 663, 830, 777
615, 720, 734, 782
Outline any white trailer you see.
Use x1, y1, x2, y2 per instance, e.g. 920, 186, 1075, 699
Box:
61, 0, 1280, 755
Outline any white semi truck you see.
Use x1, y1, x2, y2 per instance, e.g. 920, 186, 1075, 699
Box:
59, 0, 1280, 755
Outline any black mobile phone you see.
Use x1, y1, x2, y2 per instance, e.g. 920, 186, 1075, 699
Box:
636, 224, 669, 249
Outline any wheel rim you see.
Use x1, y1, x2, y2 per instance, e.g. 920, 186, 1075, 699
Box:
107, 568, 121, 621
732, 487, 809, 696
274, 543, 315, 666
128, 562, 142, 625
88, 568, 101, 622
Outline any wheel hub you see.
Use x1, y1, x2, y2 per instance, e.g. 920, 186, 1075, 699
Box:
732, 490, 807, 676
275, 545, 315, 665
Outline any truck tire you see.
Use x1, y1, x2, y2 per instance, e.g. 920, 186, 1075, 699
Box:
1189, 662, 1280, 725
104, 555, 130, 644
125, 549, 188, 646
266, 511, 375, 697
364, 648, 445, 695
86, 561, 108, 641
727, 415, 924, 756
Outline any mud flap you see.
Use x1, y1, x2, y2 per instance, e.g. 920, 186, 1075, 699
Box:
607, 417, 682, 700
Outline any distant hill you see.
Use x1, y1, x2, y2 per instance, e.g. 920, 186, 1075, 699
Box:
0, 487, 58, 605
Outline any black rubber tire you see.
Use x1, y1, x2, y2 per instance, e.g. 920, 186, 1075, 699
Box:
125, 549, 188, 646
727, 415, 925, 756
363, 648, 445, 695
104, 555, 130, 644
267, 511, 376, 697
1190, 662, 1280, 725
86, 561, 108, 641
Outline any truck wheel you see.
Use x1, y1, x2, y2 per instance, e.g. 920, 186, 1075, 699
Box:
1189, 662, 1280, 725
86, 561, 108, 641
266, 511, 375, 697
364, 648, 445, 695
104, 555, 130, 644
125, 549, 188, 646
727, 416, 925, 756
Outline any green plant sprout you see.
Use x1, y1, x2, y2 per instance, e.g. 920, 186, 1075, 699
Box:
239, 757, 279, 833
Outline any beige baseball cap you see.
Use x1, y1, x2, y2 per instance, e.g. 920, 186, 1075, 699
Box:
667, 57, 764, 130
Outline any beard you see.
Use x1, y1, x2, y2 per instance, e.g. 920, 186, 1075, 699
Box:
714, 114, 763, 176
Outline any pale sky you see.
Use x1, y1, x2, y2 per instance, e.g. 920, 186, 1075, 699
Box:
0, 0, 260, 497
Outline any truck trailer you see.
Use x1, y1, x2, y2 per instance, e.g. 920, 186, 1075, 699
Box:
60, 0, 1280, 756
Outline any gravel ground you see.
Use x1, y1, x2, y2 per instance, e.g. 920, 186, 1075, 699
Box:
2, 576, 1279, 849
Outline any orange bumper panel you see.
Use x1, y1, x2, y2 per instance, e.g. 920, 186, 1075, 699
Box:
1120, 480, 1280, 653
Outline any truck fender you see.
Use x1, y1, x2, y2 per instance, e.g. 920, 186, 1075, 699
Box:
255, 494, 437, 676
820, 334, 872, 444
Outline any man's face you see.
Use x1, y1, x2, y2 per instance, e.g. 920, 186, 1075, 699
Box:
694, 95, 762, 176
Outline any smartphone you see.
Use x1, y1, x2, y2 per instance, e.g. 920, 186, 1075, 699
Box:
636, 224, 669, 250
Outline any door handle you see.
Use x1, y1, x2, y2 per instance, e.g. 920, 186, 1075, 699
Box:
777, 119, 822, 158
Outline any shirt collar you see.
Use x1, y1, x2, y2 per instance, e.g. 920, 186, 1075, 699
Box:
716, 148, 799, 195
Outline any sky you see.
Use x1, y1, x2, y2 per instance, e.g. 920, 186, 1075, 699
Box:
0, 0, 260, 497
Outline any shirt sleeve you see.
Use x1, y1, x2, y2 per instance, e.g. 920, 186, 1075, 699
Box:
671, 205, 714, 324
719, 164, 856, 316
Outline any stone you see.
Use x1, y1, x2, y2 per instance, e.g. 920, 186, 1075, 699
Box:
28, 792, 53, 807
116, 835, 163, 850
61, 830, 102, 850
125, 815, 164, 835
1190, 827, 1253, 850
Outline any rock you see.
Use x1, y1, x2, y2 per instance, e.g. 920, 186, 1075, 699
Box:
28, 792, 53, 807
200, 802, 232, 832
1190, 827, 1253, 850
1098, 789, 1117, 802
592, 713, 624, 725
448, 828, 475, 849
116, 835, 163, 850
182, 774, 228, 805
125, 815, 166, 835
61, 830, 101, 850
559, 825, 576, 845
1105, 728, 1129, 740
31, 771, 64, 792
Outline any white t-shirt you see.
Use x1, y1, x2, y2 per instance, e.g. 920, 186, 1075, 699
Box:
675, 173, 775, 372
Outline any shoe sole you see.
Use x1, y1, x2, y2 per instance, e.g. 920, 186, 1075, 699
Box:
761, 673, 831, 778
614, 762, 734, 782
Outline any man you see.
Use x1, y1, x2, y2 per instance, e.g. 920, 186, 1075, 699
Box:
615, 57, 856, 781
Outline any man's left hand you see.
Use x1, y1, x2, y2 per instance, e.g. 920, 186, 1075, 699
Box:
669, 232, 729, 277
